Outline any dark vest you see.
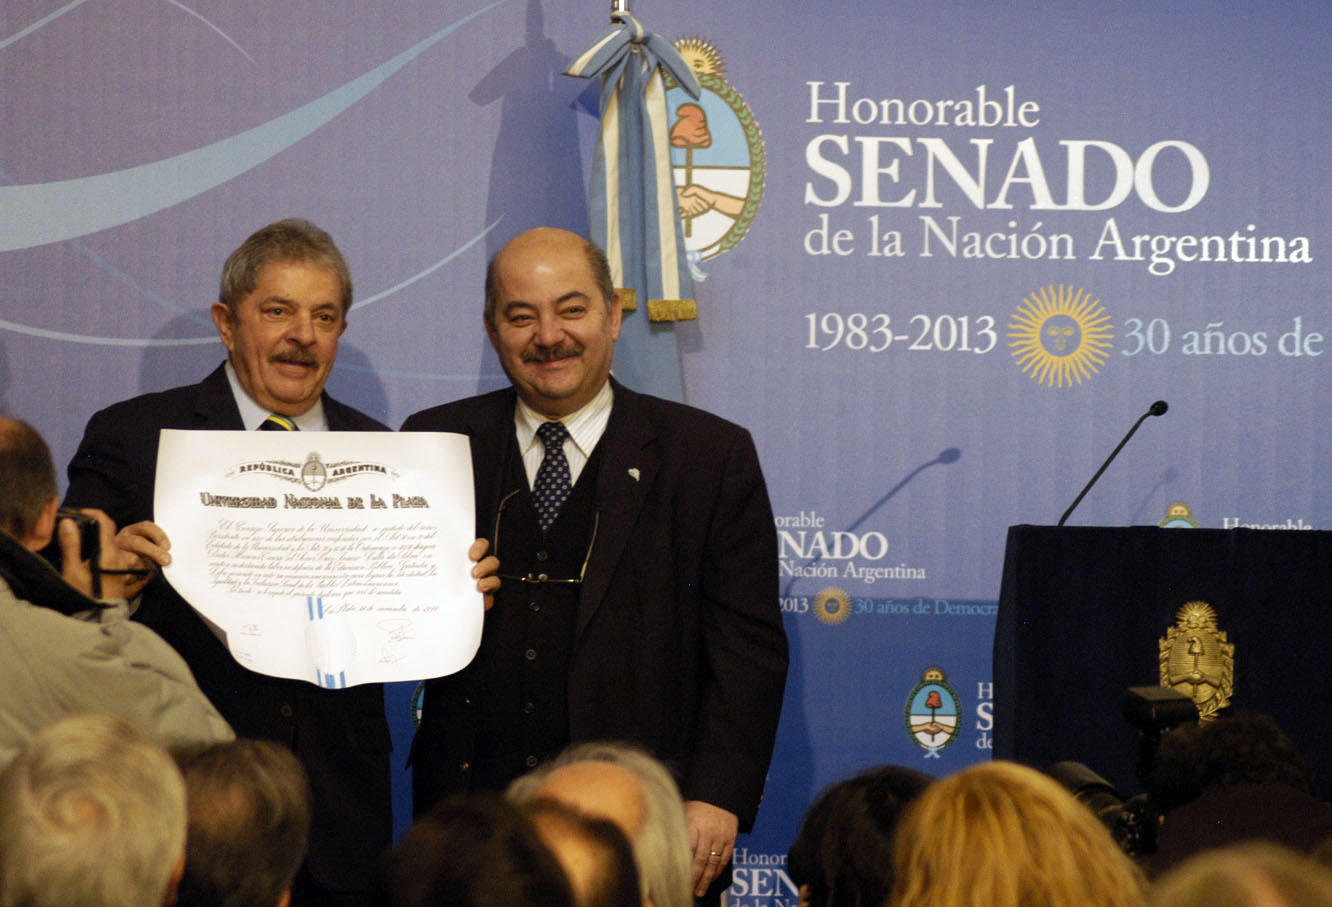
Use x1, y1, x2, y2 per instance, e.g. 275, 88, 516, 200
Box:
470, 434, 602, 791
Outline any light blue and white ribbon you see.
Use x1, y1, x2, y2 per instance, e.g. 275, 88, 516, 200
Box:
566, 14, 700, 321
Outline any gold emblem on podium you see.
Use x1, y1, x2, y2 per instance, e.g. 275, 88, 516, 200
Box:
1159, 601, 1233, 722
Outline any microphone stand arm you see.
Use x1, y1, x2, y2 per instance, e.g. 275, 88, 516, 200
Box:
1058, 410, 1154, 527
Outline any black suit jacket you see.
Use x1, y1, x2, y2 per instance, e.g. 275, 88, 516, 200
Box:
402, 379, 788, 829
65, 363, 392, 894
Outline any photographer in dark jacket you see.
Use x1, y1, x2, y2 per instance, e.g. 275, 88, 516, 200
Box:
1146, 712, 1332, 875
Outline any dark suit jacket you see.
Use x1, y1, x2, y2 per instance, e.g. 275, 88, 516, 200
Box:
1149, 783, 1332, 876
402, 379, 788, 829
64, 362, 392, 894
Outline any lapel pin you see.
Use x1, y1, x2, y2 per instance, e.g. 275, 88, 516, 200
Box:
628, 468, 640, 482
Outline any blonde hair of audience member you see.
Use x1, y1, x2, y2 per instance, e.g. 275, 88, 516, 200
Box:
1149, 841, 1332, 907
1316, 832, 1332, 869
889, 760, 1145, 907
509, 742, 692, 907
0, 713, 187, 907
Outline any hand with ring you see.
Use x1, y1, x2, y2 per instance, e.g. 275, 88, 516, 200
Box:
685, 800, 739, 896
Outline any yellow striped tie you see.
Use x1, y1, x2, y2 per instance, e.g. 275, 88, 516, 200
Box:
259, 414, 298, 431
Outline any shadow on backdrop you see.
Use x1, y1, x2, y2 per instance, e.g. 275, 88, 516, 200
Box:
469, 0, 596, 396
139, 313, 224, 396
324, 343, 390, 426
768, 446, 963, 850
1129, 466, 1179, 525
0, 340, 11, 412
781, 447, 964, 597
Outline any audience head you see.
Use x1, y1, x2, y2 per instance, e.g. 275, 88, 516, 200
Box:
890, 760, 1145, 907
0, 713, 187, 907
0, 415, 59, 548
174, 739, 312, 907
1149, 841, 1332, 907
1315, 832, 1332, 869
380, 793, 574, 907
1148, 712, 1313, 812
508, 741, 692, 907
787, 764, 932, 907
1145, 712, 1332, 875
524, 797, 642, 907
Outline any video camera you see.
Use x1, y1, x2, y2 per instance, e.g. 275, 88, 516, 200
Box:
1048, 686, 1198, 857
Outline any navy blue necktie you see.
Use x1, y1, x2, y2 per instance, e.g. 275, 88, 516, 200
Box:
533, 421, 572, 532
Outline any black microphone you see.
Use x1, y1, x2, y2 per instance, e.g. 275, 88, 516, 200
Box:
1058, 401, 1168, 527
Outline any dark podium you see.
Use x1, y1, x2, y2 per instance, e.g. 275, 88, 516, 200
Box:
994, 525, 1332, 798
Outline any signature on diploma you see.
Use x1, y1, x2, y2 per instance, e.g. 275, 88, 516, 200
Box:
377, 618, 415, 644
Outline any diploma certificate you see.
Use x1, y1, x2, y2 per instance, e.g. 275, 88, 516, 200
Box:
155, 430, 481, 687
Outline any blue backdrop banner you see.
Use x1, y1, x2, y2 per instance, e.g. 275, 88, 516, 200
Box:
2, 3, 1327, 901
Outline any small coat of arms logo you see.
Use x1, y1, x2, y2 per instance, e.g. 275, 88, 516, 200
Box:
1159, 600, 1234, 722
1159, 501, 1200, 528
904, 666, 961, 758
301, 452, 328, 492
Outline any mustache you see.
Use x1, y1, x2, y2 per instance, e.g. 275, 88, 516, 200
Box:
522, 343, 583, 363
269, 348, 318, 367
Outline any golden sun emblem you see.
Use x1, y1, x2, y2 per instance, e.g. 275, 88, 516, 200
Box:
1007, 285, 1114, 387
813, 587, 852, 626
673, 37, 725, 78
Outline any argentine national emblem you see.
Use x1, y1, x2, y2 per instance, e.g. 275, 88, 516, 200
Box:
666, 38, 764, 277
904, 667, 960, 758
1159, 601, 1234, 722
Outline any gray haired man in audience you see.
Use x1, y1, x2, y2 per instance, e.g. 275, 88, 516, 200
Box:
524, 797, 642, 907
510, 741, 694, 907
0, 712, 188, 907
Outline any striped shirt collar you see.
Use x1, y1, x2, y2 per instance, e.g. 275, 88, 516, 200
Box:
513, 380, 613, 485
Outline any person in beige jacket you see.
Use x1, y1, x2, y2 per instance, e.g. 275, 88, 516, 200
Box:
0, 415, 232, 768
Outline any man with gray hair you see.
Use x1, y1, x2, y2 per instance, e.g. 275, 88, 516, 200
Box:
509, 741, 694, 907
0, 712, 188, 907
65, 220, 499, 904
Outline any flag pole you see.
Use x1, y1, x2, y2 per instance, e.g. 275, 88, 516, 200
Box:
610, 0, 628, 23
